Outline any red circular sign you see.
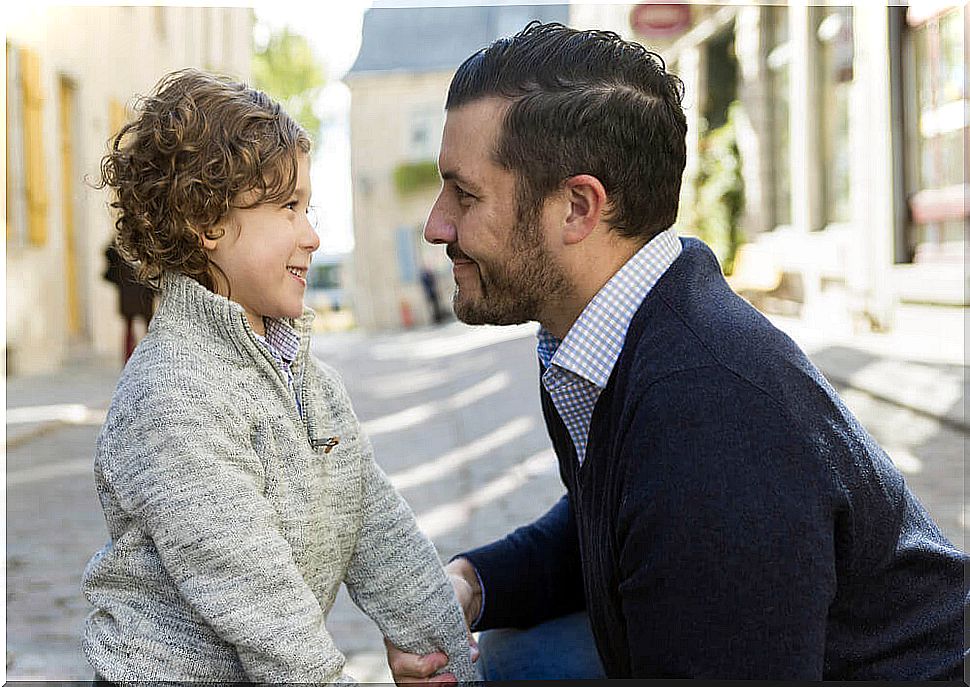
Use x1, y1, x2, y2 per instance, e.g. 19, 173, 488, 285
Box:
630, 3, 692, 39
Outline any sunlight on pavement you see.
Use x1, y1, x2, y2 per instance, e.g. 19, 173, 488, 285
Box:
885, 447, 924, 475
416, 448, 558, 539
361, 372, 509, 436
7, 458, 93, 486
362, 353, 495, 400
369, 323, 537, 361
6, 404, 106, 425
846, 362, 964, 421
389, 416, 536, 490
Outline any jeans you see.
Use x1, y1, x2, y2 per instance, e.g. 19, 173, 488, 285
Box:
477, 611, 606, 680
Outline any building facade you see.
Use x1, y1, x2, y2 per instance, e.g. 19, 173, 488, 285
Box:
345, 3, 568, 331
5, 6, 253, 375
575, 1, 968, 329
346, 1, 965, 334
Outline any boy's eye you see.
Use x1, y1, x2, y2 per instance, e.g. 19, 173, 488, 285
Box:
284, 200, 299, 211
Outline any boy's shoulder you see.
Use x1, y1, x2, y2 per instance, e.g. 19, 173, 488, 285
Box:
113, 328, 247, 409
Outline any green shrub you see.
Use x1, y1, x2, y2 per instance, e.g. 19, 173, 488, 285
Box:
393, 160, 440, 196
689, 101, 745, 274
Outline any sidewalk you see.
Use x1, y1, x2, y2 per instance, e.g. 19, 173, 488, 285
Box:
3, 304, 965, 681
767, 303, 966, 431
8, 304, 959, 440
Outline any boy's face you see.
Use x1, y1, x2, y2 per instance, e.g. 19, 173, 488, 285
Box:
204, 154, 319, 336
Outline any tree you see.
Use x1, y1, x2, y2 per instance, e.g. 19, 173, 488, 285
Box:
252, 25, 327, 147
688, 101, 745, 274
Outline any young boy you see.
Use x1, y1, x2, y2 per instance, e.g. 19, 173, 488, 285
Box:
82, 68, 476, 683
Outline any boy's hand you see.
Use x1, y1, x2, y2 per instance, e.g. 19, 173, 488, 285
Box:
383, 640, 456, 685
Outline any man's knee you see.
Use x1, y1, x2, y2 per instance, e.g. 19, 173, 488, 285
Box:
477, 611, 606, 680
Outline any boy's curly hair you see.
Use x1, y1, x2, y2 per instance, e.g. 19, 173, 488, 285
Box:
98, 68, 311, 291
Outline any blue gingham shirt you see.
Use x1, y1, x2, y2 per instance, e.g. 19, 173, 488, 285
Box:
254, 317, 302, 418
537, 229, 681, 464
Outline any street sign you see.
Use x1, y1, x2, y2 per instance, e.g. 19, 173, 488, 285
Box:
630, 2, 692, 40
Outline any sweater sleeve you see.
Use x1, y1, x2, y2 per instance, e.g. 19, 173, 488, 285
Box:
99, 377, 355, 684
459, 494, 586, 631
345, 437, 479, 682
341, 420, 477, 680
616, 367, 838, 678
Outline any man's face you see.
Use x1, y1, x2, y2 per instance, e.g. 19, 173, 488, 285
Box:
424, 97, 571, 326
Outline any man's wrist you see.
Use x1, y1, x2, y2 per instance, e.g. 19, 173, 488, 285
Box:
446, 556, 483, 626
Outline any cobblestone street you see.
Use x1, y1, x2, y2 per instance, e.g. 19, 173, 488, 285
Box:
5, 314, 966, 681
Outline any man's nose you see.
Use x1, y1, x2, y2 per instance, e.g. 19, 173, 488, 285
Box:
424, 199, 457, 245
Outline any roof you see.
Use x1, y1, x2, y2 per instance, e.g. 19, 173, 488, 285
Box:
347, 3, 569, 76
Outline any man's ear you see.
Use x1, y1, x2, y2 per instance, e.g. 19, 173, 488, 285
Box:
562, 174, 607, 245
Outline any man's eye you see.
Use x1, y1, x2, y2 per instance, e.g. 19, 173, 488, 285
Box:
456, 187, 474, 202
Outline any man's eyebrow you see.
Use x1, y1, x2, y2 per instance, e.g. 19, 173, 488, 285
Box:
440, 170, 482, 194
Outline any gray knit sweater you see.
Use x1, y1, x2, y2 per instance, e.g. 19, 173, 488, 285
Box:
81, 272, 477, 683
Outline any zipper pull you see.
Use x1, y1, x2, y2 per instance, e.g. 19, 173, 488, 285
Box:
312, 436, 340, 453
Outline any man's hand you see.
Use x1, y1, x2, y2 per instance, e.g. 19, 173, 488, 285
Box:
384, 558, 482, 685
444, 557, 482, 627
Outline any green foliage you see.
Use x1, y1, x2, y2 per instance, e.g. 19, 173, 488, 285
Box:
252, 25, 326, 147
393, 160, 440, 196
688, 101, 746, 274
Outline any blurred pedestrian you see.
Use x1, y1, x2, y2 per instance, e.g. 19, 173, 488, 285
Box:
420, 264, 446, 324
386, 21, 968, 681
83, 68, 475, 684
102, 241, 155, 362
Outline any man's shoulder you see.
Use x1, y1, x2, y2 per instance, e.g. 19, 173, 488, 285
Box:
619, 252, 814, 398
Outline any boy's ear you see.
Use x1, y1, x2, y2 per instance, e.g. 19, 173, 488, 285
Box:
200, 223, 225, 251
562, 174, 607, 246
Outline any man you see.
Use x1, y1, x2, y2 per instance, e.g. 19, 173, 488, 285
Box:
386, 22, 968, 680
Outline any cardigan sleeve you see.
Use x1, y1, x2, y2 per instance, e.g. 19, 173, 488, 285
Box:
98, 376, 356, 684
615, 367, 839, 678
458, 493, 586, 631
339, 389, 478, 681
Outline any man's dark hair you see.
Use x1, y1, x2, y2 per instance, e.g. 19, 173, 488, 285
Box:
447, 21, 687, 241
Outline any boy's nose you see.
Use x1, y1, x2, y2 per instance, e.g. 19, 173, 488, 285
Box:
302, 212, 321, 252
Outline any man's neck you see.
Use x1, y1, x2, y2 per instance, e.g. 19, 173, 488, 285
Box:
539, 236, 643, 340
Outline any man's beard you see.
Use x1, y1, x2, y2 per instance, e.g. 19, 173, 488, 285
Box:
449, 212, 572, 326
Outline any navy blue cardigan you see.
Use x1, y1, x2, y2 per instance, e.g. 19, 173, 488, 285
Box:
461, 238, 967, 679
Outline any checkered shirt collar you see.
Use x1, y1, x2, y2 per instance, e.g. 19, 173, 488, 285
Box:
259, 317, 300, 366
537, 229, 682, 387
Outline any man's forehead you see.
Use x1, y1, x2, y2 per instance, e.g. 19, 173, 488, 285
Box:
439, 98, 508, 172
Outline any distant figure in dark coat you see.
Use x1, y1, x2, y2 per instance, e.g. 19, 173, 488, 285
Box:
103, 242, 155, 362
420, 265, 446, 325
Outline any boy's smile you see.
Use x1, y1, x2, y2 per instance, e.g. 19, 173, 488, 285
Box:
203, 153, 319, 336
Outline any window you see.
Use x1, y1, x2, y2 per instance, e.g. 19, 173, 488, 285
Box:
7, 44, 48, 248
817, 6, 854, 224
6, 42, 27, 247
153, 6, 167, 41
903, 4, 967, 261
395, 225, 421, 283
766, 6, 791, 227
406, 107, 443, 162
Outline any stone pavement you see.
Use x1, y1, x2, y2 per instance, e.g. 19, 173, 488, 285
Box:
4, 304, 965, 681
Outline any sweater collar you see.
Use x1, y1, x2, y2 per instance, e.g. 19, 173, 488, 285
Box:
155, 272, 315, 356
